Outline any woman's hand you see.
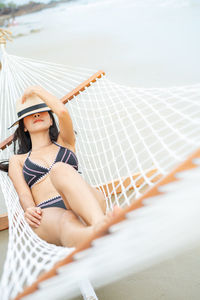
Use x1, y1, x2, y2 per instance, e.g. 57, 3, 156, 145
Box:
24, 206, 42, 228
21, 85, 44, 104
21, 85, 75, 146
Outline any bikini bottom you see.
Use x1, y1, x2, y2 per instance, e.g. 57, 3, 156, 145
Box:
37, 195, 67, 210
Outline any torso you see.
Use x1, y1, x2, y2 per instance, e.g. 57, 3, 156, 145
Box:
17, 140, 78, 206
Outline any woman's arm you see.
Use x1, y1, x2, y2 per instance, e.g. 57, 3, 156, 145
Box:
8, 155, 42, 228
22, 86, 75, 147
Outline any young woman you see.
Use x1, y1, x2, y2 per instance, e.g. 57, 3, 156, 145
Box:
3, 86, 120, 248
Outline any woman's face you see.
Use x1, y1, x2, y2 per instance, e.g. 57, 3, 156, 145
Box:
23, 111, 52, 134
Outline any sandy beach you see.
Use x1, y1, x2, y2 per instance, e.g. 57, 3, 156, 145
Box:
1, 1, 200, 298
4, 0, 200, 88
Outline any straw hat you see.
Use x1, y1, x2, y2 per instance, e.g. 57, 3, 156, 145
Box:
9, 95, 51, 129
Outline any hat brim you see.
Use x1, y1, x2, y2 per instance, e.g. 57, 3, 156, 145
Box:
8, 107, 51, 129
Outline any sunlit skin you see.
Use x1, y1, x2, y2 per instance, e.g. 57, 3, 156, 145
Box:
9, 86, 122, 248
23, 112, 53, 150
23, 112, 52, 132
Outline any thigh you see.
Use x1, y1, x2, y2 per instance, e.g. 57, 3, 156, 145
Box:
50, 163, 107, 213
33, 207, 79, 246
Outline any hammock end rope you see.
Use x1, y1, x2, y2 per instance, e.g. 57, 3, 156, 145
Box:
0, 28, 12, 45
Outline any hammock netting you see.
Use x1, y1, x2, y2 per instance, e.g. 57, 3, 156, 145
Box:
0, 43, 200, 299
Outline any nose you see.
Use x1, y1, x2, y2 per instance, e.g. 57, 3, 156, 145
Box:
33, 113, 40, 118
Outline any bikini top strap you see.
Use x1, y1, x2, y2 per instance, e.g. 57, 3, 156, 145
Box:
23, 150, 31, 168
52, 140, 61, 148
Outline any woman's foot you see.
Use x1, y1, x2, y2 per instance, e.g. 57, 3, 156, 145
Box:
112, 205, 123, 217
72, 206, 123, 248
93, 205, 123, 234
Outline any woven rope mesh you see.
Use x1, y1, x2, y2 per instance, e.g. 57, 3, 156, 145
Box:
0, 46, 200, 299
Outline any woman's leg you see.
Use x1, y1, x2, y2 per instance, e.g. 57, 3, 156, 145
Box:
89, 185, 107, 214
33, 207, 94, 248
49, 162, 107, 226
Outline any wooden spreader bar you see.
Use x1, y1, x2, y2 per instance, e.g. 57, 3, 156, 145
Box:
0, 134, 14, 151
0, 213, 8, 231
100, 168, 161, 196
61, 70, 105, 104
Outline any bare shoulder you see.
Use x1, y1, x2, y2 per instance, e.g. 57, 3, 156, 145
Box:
9, 154, 19, 164
9, 153, 28, 168
8, 153, 27, 181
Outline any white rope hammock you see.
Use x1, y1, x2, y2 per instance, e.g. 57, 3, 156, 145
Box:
28, 162, 200, 300
0, 42, 200, 300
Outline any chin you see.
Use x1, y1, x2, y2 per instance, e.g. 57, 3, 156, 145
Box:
30, 124, 50, 133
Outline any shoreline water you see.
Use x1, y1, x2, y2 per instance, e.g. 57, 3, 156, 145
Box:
5, 1, 200, 88
0, 0, 73, 27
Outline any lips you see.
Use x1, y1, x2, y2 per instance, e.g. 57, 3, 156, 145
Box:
33, 119, 43, 124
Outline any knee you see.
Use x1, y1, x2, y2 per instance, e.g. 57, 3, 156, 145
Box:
50, 162, 75, 181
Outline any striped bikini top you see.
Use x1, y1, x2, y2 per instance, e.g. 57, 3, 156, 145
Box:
23, 141, 79, 188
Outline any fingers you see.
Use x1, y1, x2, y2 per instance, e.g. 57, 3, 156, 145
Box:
21, 86, 39, 103
24, 206, 42, 228
31, 210, 42, 220
24, 215, 40, 228
21, 91, 33, 104
25, 212, 41, 226
26, 215, 41, 228
106, 211, 113, 218
26, 207, 42, 220
36, 207, 42, 215
112, 205, 123, 217
32, 207, 42, 218
106, 206, 123, 219
25, 219, 36, 228
21, 95, 27, 104
26, 219, 39, 228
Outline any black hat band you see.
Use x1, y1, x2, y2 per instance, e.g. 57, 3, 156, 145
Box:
17, 103, 48, 118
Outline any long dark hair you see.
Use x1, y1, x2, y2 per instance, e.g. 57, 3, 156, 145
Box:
0, 111, 59, 173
